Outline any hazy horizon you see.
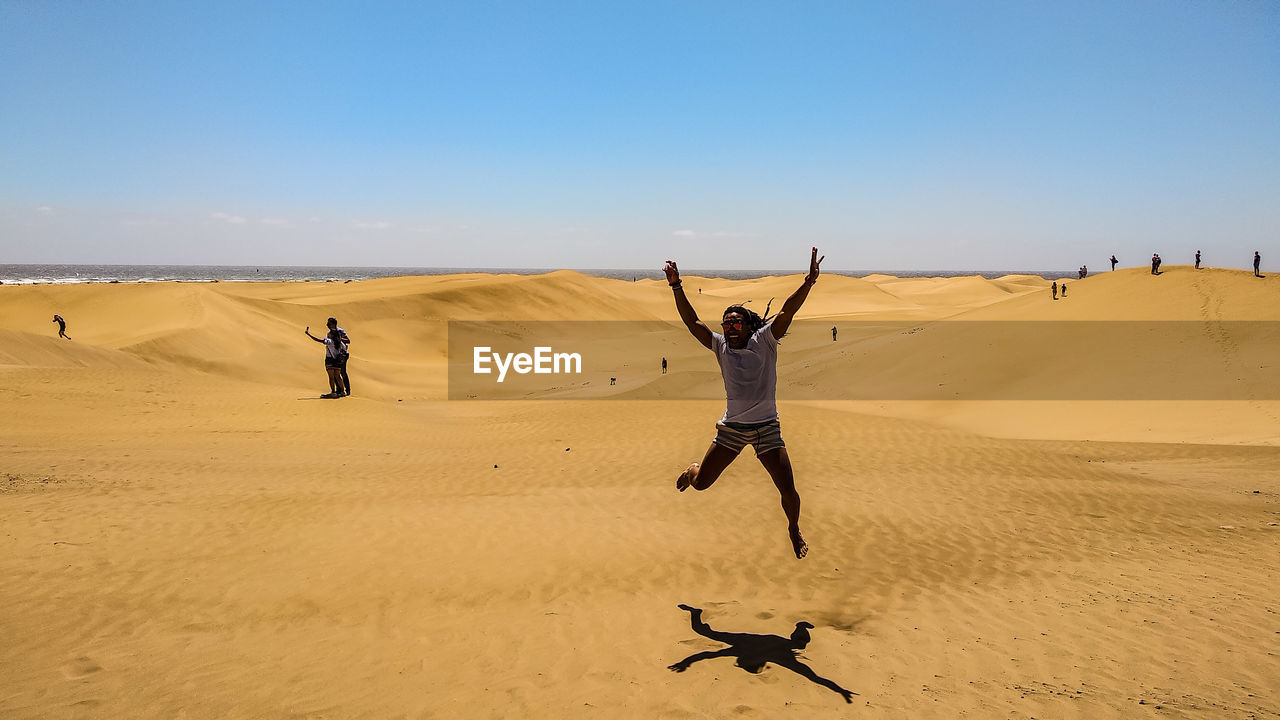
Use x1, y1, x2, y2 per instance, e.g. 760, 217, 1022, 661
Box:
1, 262, 1089, 286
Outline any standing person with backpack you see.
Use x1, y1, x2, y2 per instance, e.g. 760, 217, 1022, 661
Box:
326, 317, 352, 395
305, 323, 348, 398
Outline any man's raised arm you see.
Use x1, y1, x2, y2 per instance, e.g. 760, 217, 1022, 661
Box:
664, 260, 714, 350
770, 247, 824, 340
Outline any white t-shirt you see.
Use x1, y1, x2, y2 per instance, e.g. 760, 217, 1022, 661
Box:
711, 322, 779, 424
324, 335, 347, 359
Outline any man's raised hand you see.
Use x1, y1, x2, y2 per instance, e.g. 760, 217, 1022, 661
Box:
663, 260, 681, 287
807, 247, 824, 284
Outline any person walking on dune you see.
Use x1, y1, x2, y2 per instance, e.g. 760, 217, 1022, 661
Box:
1195, 250, 1202, 269
1051, 281, 1058, 300
664, 247, 823, 559
1110, 255, 1118, 271
1255, 251, 1262, 277
51, 314, 70, 340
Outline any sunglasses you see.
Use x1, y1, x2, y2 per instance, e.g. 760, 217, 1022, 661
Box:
721, 320, 744, 330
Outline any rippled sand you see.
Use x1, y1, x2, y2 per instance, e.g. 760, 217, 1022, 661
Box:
2, 267, 1277, 718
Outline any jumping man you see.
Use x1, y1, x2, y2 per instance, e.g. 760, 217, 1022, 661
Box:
664, 247, 823, 559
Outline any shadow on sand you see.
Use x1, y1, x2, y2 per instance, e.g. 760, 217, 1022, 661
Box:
668, 604, 856, 703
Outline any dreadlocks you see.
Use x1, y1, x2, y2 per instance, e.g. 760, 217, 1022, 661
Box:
722, 297, 776, 336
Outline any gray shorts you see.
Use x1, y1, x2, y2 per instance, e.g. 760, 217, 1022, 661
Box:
713, 419, 785, 457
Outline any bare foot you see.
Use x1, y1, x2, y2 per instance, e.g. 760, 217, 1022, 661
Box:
790, 527, 808, 559
676, 463, 699, 492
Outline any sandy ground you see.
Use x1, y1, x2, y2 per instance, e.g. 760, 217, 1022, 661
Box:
1, 267, 1278, 718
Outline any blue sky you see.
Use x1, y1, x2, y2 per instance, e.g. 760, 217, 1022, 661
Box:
2, 1, 1277, 271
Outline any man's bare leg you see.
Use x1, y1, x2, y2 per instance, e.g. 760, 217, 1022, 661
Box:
677, 442, 739, 492
758, 447, 807, 558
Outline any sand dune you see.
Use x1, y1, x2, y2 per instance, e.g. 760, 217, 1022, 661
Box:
2, 269, 1278, 718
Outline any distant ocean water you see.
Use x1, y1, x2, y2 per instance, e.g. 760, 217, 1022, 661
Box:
0, 264, 1059, 285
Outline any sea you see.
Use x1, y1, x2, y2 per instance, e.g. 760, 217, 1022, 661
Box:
0, 264, 1057, 285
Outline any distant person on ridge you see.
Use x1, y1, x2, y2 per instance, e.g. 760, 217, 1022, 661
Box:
664, 247, 823, 559
1255, 251, 1262, 277
1110, 255, 1118, 271
1195, 250, 1202, 269
52, 314, 70, 340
